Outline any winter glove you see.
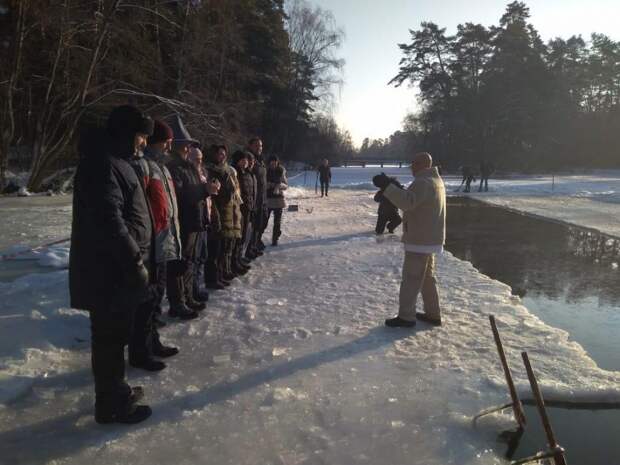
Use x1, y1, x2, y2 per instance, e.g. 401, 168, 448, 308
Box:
127, 260, 150, 290
372, 173, 390, 189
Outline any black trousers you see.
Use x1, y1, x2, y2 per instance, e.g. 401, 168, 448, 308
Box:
205, 237, 222, 284
266, 208, 283, 242
129, 262, 165, 363
320, 180, 329, 196
193, 232, 208, 293
90, 306, 133, 404
167, 231, 198, 307
375, 212, 402, 234
251, 204, 268, 248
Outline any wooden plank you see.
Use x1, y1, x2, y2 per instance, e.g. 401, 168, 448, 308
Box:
490, 315, 527, 428
521, 352, 568, 465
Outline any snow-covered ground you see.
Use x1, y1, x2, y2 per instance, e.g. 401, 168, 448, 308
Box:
1, 186, 619, 465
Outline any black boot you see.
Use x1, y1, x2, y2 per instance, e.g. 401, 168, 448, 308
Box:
153, 345, 179, 358
385, 316, 416, 328
186, 298, 206, 311
95, 400, 152, 425
193, 288, 209, 303
130, 357, 166, 372
169, 303, 199, 320
205, 280, 225, 290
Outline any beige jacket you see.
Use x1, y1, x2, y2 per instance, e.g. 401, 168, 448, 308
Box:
383, 167, 446, 247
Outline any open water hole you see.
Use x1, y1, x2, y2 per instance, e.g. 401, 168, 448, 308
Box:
446, 197, 620, 465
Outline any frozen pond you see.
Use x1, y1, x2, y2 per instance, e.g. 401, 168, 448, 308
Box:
446, 197, 620, 464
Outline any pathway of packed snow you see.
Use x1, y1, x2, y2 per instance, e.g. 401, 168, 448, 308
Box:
1, 188, 619, 465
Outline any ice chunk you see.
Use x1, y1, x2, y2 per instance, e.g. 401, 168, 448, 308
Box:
272, 347, 288, 357
212, 354, 231, 364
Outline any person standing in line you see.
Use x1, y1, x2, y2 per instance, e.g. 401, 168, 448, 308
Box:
317, 158, 332, 197
265, 155, 288, 246
187, 146, 218, 302
128, 119, 181, 372
205, 144, 243, 282
243, 152, 259, 260
70, 105, 154, 424
247, 137, 267, 254
166, 116, 215, 318
373, 152, 446, 328
223, 148, 248, 276
232, 150, 255, 270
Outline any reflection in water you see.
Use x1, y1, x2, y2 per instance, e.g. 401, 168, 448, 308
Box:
446, 198, 620, 465
446, 197, 620, 307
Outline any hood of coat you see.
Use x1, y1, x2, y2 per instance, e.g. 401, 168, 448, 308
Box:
414, 167, 441, 179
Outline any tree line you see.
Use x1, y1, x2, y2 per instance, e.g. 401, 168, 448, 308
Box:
0, 0, 353, 191
360, 1, 620, 172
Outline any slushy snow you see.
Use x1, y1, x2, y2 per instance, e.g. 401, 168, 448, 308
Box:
1, 185, 619, 464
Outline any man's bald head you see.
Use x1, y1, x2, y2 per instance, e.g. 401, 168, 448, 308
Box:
411, 152, 433, 175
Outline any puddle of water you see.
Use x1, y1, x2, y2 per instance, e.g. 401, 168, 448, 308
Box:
446, 197, 620, 465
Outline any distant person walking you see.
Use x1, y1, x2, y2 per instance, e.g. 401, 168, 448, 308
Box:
479, 161, 494, 192
373, 152, 446, 328
459, 165, 476, 193
317, 158, 332, 197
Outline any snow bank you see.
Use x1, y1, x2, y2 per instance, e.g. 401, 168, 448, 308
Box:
0, 187, 619, 465
2, 245, 70, 268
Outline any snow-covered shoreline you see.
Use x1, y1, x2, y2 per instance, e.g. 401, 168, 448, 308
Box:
1, 187, 619, 464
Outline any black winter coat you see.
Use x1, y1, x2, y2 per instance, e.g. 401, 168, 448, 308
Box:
318, 165, 332, 182
70, 133, 154, 311
237, 168, 256, 212
252, 155, 267, 208
166, 154, 210, 234
374, 178, 403, 217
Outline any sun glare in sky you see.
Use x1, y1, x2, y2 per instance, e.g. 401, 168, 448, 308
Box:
312, 0, 620, 147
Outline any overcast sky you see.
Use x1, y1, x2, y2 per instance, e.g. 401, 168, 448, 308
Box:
310, 0, 620, 147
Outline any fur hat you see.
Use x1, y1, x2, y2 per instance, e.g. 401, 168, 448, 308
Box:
107, 105, 153, 137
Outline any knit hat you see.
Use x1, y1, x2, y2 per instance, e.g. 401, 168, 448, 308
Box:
149, 119, 173, 144
107, 105, 154, 137
168, 114, 199, 146
268, 155, 279, 163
